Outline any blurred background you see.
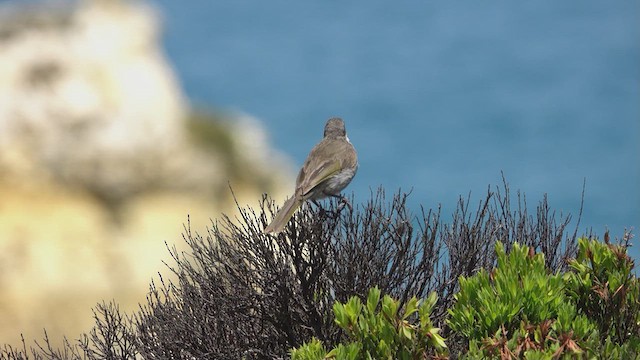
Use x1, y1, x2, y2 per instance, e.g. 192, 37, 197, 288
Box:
152, 1, 638, 250
0, 0, 638, 349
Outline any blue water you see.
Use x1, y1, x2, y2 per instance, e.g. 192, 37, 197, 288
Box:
151, 0, 640, 260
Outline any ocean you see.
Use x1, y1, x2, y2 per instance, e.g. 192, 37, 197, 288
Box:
151, 0, 640, 260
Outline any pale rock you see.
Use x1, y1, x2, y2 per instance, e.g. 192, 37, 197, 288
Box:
0, 0, 203, 200
0, 0, 292, 348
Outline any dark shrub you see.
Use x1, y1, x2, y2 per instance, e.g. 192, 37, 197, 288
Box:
2, 182, 587, 359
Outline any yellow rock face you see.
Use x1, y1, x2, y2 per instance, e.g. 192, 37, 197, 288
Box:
0, 180, 287, 347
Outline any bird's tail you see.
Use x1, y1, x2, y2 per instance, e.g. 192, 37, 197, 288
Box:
264, 196, 303, 234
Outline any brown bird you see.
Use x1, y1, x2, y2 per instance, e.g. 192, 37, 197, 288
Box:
264, 117, 358, 234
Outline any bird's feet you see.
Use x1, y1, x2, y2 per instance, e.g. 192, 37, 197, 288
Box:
311, 199, 328, 217
337, 196, 353, 213
312, 195, 352, 220
327, 193, 352, 215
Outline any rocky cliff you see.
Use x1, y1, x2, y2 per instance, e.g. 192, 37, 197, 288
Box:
0, 0, 291, 346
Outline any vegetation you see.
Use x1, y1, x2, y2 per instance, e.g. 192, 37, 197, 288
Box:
291, 287, 447, 359
1, 182, 637, 359
564, 236, 640, 357
448, 241, 598, 358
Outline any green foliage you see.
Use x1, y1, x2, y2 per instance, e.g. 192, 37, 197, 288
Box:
290, 287, 447, 360
291, 338, 330, 360
564, 236, 640, 357
448, 242, 600, 359
294, 239, 640, 359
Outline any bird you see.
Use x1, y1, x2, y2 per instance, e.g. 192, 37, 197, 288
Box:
264, 117, 358, 234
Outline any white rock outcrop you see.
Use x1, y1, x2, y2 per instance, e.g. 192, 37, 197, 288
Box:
0, 1, 222, 201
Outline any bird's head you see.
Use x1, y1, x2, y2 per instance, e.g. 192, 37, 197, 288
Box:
324, 117, 346, 138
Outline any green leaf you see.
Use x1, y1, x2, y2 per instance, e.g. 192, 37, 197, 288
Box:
400, 322, 413, 340
419, 293, 437, 327
376, 339, 390, 356
367, 286, 381, 314
345, 297, 363, 326
429, 328, 447, 349
403, 296, 419, 320
333, 302, 348, 329
381, 295, 398, 320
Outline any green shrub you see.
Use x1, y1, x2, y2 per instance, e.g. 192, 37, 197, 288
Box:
448, 242, 599, 358
290, 338, 331, 360
291, 287, 447, 360
564, 235, 640, 357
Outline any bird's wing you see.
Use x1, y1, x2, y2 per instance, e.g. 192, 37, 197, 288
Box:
296, 140, 349, 197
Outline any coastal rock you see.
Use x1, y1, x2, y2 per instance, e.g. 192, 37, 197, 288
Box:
0, 0, 197, 200
0, 0, 291, 346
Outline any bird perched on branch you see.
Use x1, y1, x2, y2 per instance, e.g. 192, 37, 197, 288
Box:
264, 117, 358, 234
